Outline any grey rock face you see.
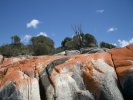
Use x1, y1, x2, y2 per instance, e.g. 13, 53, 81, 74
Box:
123, 76, 133, 100
90, 59, 124, 100
39, 58, 70, 100
65, 50, 80, 55
54, 47, 109, 56
0, 55, 3, 64
54, 50, 80, 56
18, 78, 41, 100
0, 77, 41, 100
39, 70, 54, 100
0, 82, 21, 100
54, 51, 66, 56
53, 63, 95, 100
80, 47, 108, 54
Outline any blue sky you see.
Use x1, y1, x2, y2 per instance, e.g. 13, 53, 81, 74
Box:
0, 0, 133, 47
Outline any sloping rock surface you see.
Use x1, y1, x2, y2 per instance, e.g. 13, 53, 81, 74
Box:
80, 47, 108, 54
0, 44, 133, 100
54, 50, 80, 56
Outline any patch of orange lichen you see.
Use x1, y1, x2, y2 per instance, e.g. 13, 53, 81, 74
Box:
108, 45, 133, 68
108, 44, 133, 87
54, 52, 113, 73
0, 55, 62, 87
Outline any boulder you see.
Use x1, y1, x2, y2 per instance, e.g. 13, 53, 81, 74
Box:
51, 53, 123, 100
65, 50, 80, 55
54, 51, 66, 56
0, 71, 40, 100
54, 50, 80, 56
108, 45, 133, 100
80, 47, 108, 54
0, 44, 133, 100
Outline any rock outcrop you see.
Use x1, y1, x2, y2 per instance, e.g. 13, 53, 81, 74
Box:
80, 47, 108, 54
54, 50, 80, 56
0, 44, 133, 100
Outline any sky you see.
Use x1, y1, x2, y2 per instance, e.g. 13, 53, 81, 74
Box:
0, 0, 133, 47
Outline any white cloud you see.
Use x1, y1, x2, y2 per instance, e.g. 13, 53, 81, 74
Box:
114, 38, 133, 47
27, 19, 40, 28
22, 34, 32, 43
21, 32, 49, 43
118, 40, 129, 47
36, 32, 48, 37
129, 38, 133, 43
107, 27, 117, 32
96, 9, 104, 13
113, 43, 117, 46
119, 38, 133, 47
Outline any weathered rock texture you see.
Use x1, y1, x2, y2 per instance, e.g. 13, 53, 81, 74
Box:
0, 44, 133, 100
80, 47, 108, 54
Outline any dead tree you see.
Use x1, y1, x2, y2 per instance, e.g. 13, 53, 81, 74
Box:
72, 24, 83, 49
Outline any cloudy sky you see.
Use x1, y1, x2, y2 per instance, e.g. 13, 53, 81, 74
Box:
0, 0, 133, 47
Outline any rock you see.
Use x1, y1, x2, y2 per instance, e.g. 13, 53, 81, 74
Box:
54, 51, 66, 56
54, 47, 107, 56
0, 55, 3, 64
0, 71, 41, 100
108, 44, 133, 100
80, 47, 108, 54
0, 44, 133, 100
102, 47, 109, 51
54, 50, 80, 56
0, 81, 21, 100
65, 50, 80, 55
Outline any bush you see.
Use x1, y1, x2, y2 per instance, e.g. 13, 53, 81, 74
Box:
31, 35, 54, 55
100, 42, 116, 49
0, 35, 55, 56
61, 33, 98, 50
0, 44, 32, 57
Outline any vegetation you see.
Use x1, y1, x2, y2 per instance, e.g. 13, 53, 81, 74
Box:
61, 25, 98, 50
61, 33, 98, 50
0, 31, 116, 57
0, 43, 32, 57
0, 35, 54, 57
31, 35, 54, 55
11, 35, 21, 44
100, 41, 116, 49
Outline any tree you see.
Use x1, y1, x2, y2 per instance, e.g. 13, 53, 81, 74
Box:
11, 35, 21, 44
0, 44, 13, 57
71, 25, 98, 49
61, 37, 72, 49
100, 41, 116, 49
0, 35, 54, 57
0, 43, 32, 57
72, 25, 83, 49
61, 33, 98, 50
83, 33, 98, 47
31, 35, 54, 55
65, 40, 76, 50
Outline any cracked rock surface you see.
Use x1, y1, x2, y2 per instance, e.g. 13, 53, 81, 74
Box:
0, 44, 133, 100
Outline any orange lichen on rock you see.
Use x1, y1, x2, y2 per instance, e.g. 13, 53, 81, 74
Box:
108, 44, 133, 82
108, 44, 133, 100
0, 44, 133, 100
108, 45, 133, 67
54, 52, 113, 73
